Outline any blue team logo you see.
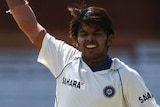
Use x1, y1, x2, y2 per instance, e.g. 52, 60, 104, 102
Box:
103, 86, 115, 98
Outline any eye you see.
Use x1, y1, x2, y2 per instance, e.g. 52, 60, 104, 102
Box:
79, 31, 88, 37
93, 31, 105, 36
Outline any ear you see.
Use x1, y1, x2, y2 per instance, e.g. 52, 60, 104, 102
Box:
107, 34, 114, 46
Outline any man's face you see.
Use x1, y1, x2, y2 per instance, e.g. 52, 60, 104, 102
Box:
77, 23, 112, 60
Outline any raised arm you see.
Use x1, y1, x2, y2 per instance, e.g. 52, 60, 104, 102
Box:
6, 0, 46, 50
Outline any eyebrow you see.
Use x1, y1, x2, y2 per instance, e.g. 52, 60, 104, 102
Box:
79, 27, 102, 33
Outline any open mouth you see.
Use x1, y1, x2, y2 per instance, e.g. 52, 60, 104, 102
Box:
86, 45, 96, 49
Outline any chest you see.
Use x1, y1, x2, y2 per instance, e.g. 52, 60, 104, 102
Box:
56, 60, 124, 106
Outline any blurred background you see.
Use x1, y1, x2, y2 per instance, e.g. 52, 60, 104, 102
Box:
0, 0, 160, 107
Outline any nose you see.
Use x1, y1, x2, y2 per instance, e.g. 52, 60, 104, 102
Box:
86, 35, 95, 42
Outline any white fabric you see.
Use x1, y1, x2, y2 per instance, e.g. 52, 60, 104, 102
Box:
38, 33, 159, 107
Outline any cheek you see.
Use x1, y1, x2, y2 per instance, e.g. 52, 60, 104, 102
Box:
99, 38, 108, 47
77, 38, 83, 46
98, 39, 109, 52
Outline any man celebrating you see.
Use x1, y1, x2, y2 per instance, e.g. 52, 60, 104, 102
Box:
5, 0, 159, 107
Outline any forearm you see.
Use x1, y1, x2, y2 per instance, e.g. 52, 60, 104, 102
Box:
6, 0, 46, 49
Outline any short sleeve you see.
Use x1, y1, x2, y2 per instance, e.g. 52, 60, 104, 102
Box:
37, 33, 80, 77
121, 67, 159, 107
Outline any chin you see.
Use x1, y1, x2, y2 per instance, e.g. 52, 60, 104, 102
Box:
84, 53, 97, 59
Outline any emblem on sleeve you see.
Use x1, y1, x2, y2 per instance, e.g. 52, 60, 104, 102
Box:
138, 92, 153, 103
103, 86, 115, 98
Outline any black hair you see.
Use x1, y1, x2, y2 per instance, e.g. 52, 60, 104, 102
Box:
68, 5, 114, 46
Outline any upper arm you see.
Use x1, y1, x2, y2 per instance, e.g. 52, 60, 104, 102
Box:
123, 70, 158, 107
9, 4, 46, 50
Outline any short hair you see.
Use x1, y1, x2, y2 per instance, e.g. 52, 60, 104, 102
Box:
68, 6, 114, 45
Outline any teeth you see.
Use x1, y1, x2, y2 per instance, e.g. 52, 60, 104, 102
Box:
86, 45, 96, 48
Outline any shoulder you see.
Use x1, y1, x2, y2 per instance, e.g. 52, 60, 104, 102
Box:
112, 58, 146, 92
42, 33, 76, 52
40, 33, 81, 61
111, 58, 142, 81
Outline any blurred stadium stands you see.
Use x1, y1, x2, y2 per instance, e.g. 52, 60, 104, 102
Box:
0, 49, 55, 107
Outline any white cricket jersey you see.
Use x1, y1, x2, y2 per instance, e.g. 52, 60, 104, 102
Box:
38, 33, 159, 107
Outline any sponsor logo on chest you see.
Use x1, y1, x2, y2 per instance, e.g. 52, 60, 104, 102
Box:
62, 77, 83, 89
